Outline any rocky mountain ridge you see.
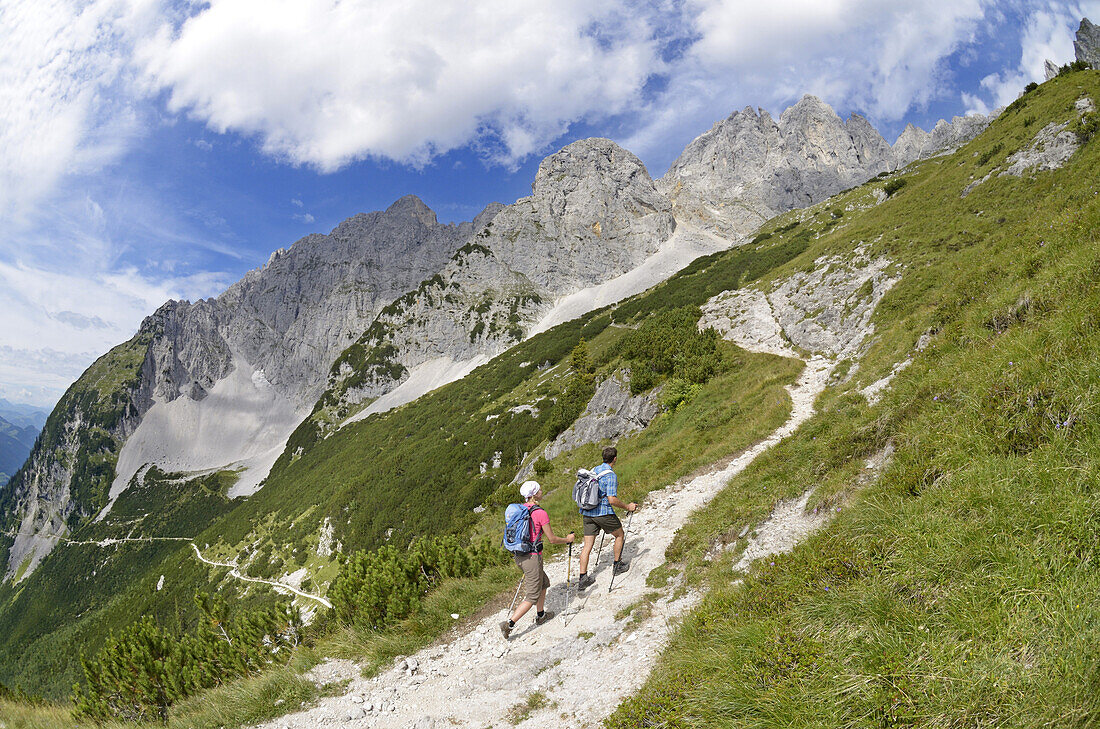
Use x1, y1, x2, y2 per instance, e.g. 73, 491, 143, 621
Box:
322, 138, 675, 417
2, 94, 995, 584
660, 95, 996, 236
1, 198, 495, 580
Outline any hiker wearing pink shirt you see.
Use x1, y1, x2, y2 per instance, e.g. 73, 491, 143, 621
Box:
500, 480, 575, 638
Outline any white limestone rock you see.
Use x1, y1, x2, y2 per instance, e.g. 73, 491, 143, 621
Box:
327, 139, 674, 412
660, 95, 994, 237
700, 246, 900, 360
1002, 121, 1080, 177
1075, 18, 1100, 68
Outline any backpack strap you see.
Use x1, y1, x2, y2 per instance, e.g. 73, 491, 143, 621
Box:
527, 504, 545, 550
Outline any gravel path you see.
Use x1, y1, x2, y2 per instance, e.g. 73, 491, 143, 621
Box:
253, 356, 835, 729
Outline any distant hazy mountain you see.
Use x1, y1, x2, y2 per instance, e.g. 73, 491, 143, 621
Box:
0, 413, 41, 485
0, 399, 48, 431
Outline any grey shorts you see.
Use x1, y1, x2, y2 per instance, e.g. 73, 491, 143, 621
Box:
583, 513, 623, 537
514, 551, 550, 602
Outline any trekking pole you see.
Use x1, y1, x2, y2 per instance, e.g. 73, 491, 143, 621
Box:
608, 507, 636, 594
563, 536, 574, 622
567, 537, 573, 585
507, 577, 523, 616
594, 532, 606, 567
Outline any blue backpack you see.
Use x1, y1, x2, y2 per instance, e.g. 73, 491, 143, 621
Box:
503, 504, 544, 553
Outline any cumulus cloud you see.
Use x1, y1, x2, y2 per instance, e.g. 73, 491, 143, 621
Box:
974, 2, 1100, 113
135, 0, 663, 169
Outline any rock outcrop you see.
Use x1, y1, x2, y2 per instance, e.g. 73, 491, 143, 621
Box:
1001, 121, 1081, 176
542, 372, 661, 461
660, 95, 994, 236
1076, 18, 1100, 68
699, 246, 900, 360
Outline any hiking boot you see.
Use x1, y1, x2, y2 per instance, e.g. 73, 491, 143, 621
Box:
535, 610, 555, 625
612, 559, 630, 575
499, 620, 513, 639
577, 574, 595, 591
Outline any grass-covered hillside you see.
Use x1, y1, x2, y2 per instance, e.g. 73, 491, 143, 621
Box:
608, 70, 1100, 727
2, 68, 1099, 728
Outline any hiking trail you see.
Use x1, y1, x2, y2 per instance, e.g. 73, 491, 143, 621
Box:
251, 355, 837, 729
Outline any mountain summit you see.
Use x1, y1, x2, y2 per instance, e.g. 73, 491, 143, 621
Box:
659, 94, 995, 235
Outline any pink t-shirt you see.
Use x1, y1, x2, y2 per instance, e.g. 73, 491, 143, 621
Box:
528, 505, 549, 552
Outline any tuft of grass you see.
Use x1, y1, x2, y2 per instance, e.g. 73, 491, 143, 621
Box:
506, 690, 550, 725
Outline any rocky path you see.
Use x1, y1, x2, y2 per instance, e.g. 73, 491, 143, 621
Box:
253, 356, 835, 729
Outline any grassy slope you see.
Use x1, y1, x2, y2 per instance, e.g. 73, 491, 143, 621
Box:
607, 71, 1100, 728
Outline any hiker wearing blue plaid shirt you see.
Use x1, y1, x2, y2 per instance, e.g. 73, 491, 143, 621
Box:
576, 446, 636, 590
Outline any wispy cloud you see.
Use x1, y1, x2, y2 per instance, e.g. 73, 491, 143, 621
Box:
0, 258, 231, 407
0, 0, 162, 224
971, 2, 1100, 113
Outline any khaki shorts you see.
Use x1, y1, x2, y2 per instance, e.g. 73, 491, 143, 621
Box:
514, 551, 550, 602
582, 513, 623, 537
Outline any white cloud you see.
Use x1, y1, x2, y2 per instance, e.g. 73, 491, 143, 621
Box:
135, 0, 663, 169
625, 0, 998, 166
977, 2, 1100, 110
0, 0, 162, 223
293, 213, 316, 224
0, 259, 230, 407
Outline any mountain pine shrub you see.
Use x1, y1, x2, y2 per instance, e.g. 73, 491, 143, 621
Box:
883, 177, 908, 197
327, 536, 505, 631
72, 593, 301, 723
620, 306, 726, 394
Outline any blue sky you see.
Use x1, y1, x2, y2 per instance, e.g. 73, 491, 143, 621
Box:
1, 0, 1096, 408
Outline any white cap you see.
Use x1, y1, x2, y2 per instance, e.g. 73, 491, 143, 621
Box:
520, 480, 541, 499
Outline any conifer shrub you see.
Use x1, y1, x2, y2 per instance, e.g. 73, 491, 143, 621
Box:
327, 536, 505, 631
544, 340, 598, 439
883, 177, 908, 197
72, 594, 301, 723
620, 307, 727, 394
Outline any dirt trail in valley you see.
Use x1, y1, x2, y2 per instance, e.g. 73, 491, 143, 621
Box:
190, 544, 333, 609
252, 356, 836, 729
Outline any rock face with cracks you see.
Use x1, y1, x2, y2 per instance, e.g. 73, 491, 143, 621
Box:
514, 371, 661, 482
659, 94, 995, 237
699, 246, 900, 360
325, 138, 675, 411
1076, 17, 1100, 68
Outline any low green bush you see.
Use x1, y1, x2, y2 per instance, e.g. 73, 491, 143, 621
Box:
72, 594, 301, 723
883, 177, 908, 197
327, 536, 506, 631
620, 307, 726, 394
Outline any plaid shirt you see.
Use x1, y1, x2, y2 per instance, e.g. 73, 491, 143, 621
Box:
580, 463, 617, 517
